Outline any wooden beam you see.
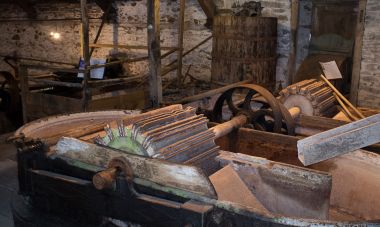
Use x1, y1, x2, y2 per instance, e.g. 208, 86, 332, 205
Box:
176, 0, 186, 86
287, 0, 299, 85
147, 0, 162, 107
298, 113, 380, 166
80, 0, 91, 111
18, 65, 28, 123
89, 44, 176, 50
196, 0, 216, 27
89, 2, 112, 58
55, 137, 217, 199
350, 0, 367, 105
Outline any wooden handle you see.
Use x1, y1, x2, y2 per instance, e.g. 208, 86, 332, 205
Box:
320, 75, 365, 119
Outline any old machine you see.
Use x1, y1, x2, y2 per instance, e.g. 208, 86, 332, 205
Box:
11, 80, 380, 226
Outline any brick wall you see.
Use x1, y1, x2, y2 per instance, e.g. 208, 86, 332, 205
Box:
357, 0, 380, 108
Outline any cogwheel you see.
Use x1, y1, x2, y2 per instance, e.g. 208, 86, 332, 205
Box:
93, 106, 220, 170
279, 79, 337, 117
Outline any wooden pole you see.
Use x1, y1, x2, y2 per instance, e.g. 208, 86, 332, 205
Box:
333, 93, 359, 121
288, 0, 299, 85
89, 3, 112, 58
147, 0, 162, 107
81, 0, 91, 112
320, 75, 365, 119
350, 0, 367, 105
176, 0, 185, 87
18, 64, 28, 123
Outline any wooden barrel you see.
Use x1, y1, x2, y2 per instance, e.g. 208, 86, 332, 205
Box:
211, 16, 277, 90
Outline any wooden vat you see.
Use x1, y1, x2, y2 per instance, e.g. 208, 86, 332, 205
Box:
211, 16, 277, 90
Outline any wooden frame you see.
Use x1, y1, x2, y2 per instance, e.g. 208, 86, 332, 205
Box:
350, 0, 367, 105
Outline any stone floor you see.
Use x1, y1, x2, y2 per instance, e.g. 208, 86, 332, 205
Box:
0, 133, 18, 227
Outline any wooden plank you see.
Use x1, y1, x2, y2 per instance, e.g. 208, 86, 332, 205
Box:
55, 137, 217, 199
88, 89, 147, 111
28, 77, 83, 88
298, 114, 380, 166
350, 0, 367, 105
147, 0, 162, 107
176, 0, 185, 86
89, 43, 175, 51
209, 165, 269, 214
295, 115, 347, 136
236, 128, 301, 166
26, 93, 81, 120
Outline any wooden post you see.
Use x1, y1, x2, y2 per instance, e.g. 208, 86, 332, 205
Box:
287, 0, 299, 85
89, 3, 111, 58
176, 0, 185, 86
147, 0, 162, 107
18, 64, 28, 123
350, 0, 367, 105
80, 0, 91, 111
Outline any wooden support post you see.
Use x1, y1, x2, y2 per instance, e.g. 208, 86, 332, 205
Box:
147, 0, 162, 107
288, 0, 299, 85
176, 0, 185, 87
298, 113, 380, 166
350, 0, 367, 105
89, 3, 111, 58
81, 0, 91, 111
18, 64, 28, 124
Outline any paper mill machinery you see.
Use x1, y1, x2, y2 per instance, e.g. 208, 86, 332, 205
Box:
10, 80, 380, 226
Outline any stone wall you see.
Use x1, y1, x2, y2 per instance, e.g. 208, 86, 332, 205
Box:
357, 0, 380, 108
0, 0, 294, 87
0, 1, 211, 80
295, 0, 312, 71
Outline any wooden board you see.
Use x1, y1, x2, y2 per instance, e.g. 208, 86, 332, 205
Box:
209, 165, 269, 214
298, 114, 380, 166
55, 137, 217, 199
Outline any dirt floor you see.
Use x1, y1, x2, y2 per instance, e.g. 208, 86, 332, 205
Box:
0, 132, 18, 227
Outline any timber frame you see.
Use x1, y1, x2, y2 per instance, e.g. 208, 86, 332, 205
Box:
15, 0, 213, 122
